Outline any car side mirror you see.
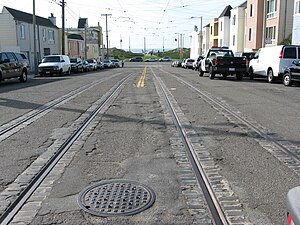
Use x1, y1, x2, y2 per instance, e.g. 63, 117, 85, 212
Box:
292, 60, 300, 66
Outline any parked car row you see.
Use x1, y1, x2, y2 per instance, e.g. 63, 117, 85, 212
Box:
38, 55, 120, 77
171, 45, 300, 87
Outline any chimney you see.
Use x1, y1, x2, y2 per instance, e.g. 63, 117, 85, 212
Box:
48, 13, 56, 25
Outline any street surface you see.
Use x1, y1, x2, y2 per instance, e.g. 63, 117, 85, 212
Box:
0, 62, 299, 225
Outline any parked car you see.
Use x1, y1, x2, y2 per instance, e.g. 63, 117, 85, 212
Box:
70, 57, 84, 73
199, 47, 247, 80
39, 55, 71, 76
282, 60, 300, 86
159, 57, 172, 62
111, 59, 120, 67
102, 59, 114, 68
181, 58, 186, 68
86, 58, 98, 71
183, 58, 195, 69
249, 45, 300, 82
0, 52, 29, 83
130, 57, 143, 62
97, 61, 104, 70
82, 60, 93, 72
287, 186, 300, 225
145, 58, 158, 62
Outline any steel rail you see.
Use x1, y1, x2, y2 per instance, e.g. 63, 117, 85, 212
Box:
151, 67, 229, 225
0, 73, 123, 139
167, 72, 300, 164
0, 74, 132, 225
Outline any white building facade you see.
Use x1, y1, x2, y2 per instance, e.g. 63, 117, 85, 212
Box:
218, 5, 232, 48
190, 30, 200, 59
292, 0, 300, 45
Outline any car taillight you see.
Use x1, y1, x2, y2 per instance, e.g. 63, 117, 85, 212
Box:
279, 51, 283, 58
287, 213, 295, 225
215, 57, 218, 65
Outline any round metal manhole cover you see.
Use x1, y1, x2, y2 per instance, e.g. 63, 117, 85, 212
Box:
78, 180, 156, 217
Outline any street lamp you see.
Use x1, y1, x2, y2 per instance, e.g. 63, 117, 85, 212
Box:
191, 16, 203, 55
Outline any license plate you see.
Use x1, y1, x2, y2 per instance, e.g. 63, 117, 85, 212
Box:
229, 68, 235, 71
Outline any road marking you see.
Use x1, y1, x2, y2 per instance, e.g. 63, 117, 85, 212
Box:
137, 67, 147, 88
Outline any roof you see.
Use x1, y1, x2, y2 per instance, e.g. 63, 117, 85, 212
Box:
78, 18, 88, 29
219, 5, 232, 18
238, 1, 247, 8
67, 34, 84, 40
3, 6, 58, 28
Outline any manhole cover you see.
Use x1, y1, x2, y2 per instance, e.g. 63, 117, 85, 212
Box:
78, 180, 156, 217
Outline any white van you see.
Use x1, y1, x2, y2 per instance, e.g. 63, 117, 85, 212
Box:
249, 45, 300, 83
38, 55, 71, 76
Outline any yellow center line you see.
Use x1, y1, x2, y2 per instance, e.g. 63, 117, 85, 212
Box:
137, 66, 147, 88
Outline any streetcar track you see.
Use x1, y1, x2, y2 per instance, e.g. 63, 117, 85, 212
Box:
159, 68, 300, 175
0, 74, 133, 224
0, 72, 124, 143
150, 67, 231, 225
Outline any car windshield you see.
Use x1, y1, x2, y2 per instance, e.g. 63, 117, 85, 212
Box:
87, 59, 94, 63
42, 56, 61, 63
103, 60, 110, 63
70, 58, 77, 63
209, 50, 233, 57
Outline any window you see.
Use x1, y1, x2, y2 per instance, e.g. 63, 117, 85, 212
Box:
295, 0, 300, 14
248, 28, 252, 41
42, 28, 46, 41
6, 52, 16, 62
210, 26, 213, 35
220, 39, 223, 47
283, 47, 296, 59
220, 22, 223, 31
232, 15, 236, 25
250, 4, 254, 17
265, 26, 276, 44
267, 0, 277, 18
48, 30, 55, 44
0, 53, 9, 62
233, 35, 236, 46
20, 24, 25, 39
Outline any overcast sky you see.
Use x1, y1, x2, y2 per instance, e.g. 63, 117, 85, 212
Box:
0, 0, 245, 51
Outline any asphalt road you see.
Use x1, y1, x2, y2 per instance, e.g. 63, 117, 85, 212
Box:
0, 63, 299, 224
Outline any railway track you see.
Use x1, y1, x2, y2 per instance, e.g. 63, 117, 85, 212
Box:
0, 72, 123, 143
0, 74, 132, 224
159, 68, 300, 176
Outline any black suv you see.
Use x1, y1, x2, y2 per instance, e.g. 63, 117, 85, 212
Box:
0, 52, 29, 83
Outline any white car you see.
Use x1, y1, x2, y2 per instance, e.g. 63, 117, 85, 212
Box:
249, 45, 300, 83
39, 55, 71, 76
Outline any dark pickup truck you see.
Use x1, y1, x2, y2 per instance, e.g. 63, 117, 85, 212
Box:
199, 48, 247, 80
0, 52, 29, 83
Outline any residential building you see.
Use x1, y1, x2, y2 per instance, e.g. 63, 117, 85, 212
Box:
190, 26, 201, 59
202, 24, 210, 54
67, 34, 85, 59
245, 0, 294, 51
66, 18, 103, 61
209, 18, 219, 48
0, 7, 59, 69
218, 5, 232, 48
292, 0, 300, 44
230, 1, 247, 53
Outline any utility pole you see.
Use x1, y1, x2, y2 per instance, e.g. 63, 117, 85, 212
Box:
101, 13, 112, 58
199, 16, 203, 55
33, 0, 37, 75
61, 0, 65, 55
144, 37, 146, 54
129, 35, 131, 52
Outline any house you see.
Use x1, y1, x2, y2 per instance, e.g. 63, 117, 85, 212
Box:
209, 18, 219, 48
230, 1, 247, 53
245, 0, 294, 51
202, 24, 210, 54
67, 34, 85, 59
218, 5, 232, 48
0, 7, 59, 69
292, 0, 300, 45
66, 18, 103, 61
190, 26, 201, 59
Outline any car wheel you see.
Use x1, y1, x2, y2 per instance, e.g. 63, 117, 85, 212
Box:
66, 68, 71, 75
19, 69, 27, 82
283, 72, 292, 86
267, 69, 274, 83
249, 67, 254, 80
209, 66, 215, 79
59, 69, 63, 76
236, 73, 243, 81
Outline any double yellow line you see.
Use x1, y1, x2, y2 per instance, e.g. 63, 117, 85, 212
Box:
137, 66, 147, 88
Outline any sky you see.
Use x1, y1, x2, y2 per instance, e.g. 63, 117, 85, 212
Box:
0, 0, 245, 51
